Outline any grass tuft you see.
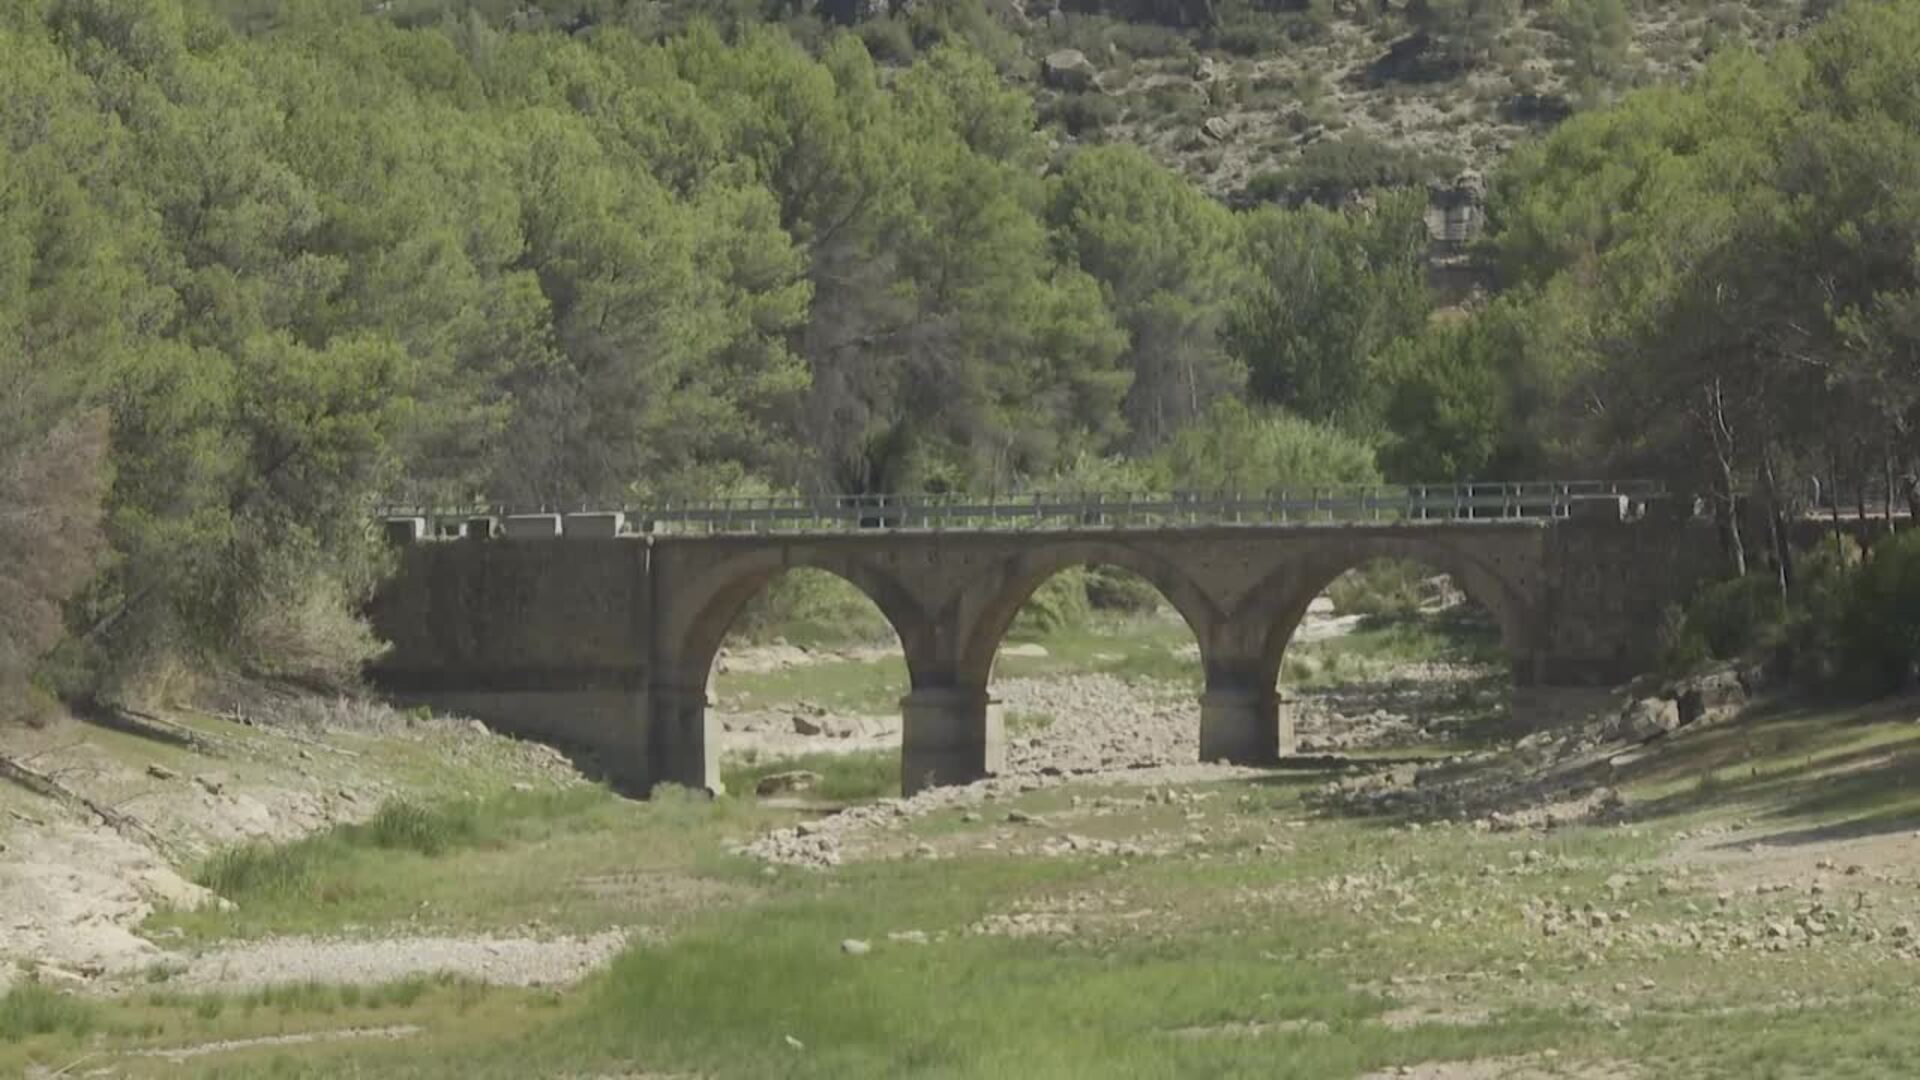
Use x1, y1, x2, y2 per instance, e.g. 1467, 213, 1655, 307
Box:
723, 749, 900, 803
0, 980, 97, 1042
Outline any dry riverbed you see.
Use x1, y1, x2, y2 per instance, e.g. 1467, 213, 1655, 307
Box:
4, 612, 1919, 1077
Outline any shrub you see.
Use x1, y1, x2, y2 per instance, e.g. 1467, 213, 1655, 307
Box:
1150, 400, 1381, 492
858, 17, 915, 64
1683, 573, 1787, 660
1044, 92, 1122, 136
1780, 536, 1860, 684
1085, 567, 1164, 613
1840, 531, 1920, 690
728, 568, 896, 647
1241, 135, 1463, 207
1656, 602, 1711, 677
1011, 569, 1093, 638
1327, 560, 1433, 617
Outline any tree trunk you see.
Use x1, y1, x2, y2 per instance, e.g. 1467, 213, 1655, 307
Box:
1760, 444, 1792, 596
1827, 461, 1845, 555
1704, 380, 1746, 577
1884, 451, 1898, 536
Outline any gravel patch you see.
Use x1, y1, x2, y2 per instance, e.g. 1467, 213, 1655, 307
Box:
154, 931, 630, 991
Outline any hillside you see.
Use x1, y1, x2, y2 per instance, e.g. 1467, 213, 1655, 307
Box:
309, 0, 1820, 213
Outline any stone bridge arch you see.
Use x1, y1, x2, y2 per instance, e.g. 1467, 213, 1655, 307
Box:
660, 549, 929, 696
953, 539, 1221, 687
1232, 533, 1545, 692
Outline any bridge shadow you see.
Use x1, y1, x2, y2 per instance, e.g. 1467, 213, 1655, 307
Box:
1287, 689, 1920, 844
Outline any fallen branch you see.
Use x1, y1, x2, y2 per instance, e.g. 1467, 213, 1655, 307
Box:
0, 749, 167, 852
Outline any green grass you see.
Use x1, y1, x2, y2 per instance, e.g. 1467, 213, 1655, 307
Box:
153, 784, 778, 942
720, 654, 910, 716
722, 749, 901, 803
15, 692, 1918, 1075
198, 785, 613, 903
0, 980, 97, 1042
1284, 608, 1504, 689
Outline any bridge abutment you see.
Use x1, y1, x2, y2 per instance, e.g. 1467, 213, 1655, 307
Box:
900, 687, 1005, 794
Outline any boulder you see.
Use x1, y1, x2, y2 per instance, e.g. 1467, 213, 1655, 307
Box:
1042, 49, 1099, 93
1608, 697, 1680, 742
755, 770, 822, 797
791, 715, 825, 736
1676, 669, 1745, 725
1201, 116, 1234, 142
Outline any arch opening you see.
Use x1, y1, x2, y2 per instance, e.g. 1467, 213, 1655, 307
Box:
1269, 556, 1519, 754
976, 561, 1209, 775
694, 567, 915, 802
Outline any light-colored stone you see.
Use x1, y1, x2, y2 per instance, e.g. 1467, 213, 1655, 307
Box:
1042, 49, 1098, 92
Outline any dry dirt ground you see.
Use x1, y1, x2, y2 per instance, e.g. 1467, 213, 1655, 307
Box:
5, 612, 1919, 1078
0, 682, 586, 996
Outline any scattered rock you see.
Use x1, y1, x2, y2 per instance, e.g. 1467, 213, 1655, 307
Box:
756, 770, 823, 797
1609, 697, 1680, 742
146, 764, 178, 781
791, 715, 825, 736
841, 938, 872, 956
1201, 116, 1234, 142
1041, 49, 1098, 92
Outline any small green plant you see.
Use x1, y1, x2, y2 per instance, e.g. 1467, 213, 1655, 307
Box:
722, 749, 900, 802
0, 979, 97, 1042
1006, 710, 1055, 736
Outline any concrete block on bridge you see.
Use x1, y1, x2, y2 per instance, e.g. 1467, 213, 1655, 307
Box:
503, 513, 563, 539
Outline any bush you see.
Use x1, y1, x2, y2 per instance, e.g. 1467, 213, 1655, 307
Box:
858, 17, 916, 63
1044, 92, 1122, 136
1840, 531, 1920, 690
1150, 400, 1381, 492
1780, 536, 1860, 684
1327, 560, 1434, 617
1011, 569, 1093, 639
1085, 567, 1164, 614
1241, 136, 1462, 207
728, 569, 896, 647
1683, 573, 1787, 660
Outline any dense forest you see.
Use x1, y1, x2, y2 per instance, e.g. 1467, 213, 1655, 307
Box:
3, 0, 1918, 706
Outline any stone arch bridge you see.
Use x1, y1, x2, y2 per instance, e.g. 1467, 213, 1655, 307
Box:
366, 487, 1715, 795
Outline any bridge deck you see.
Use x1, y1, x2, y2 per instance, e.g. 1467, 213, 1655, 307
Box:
379, 481, 1664, 539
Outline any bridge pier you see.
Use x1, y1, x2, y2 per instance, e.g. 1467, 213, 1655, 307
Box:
1198, 686, 1292, 765
900, 687, 1005, 794
648, 685, 722, 795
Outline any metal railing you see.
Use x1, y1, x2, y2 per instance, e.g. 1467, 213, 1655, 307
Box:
376, 481, 1664, 538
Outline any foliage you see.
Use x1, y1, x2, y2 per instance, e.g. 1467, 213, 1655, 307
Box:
1838, 531, 1920, 690
728, 569, 897, 648
721, 748, 899, 802
1010, 569, 1096, 639
1150, 400, 1381, 492
0, 980, 98, 1043
1326, 560, 1437, 617
0, 410, 109, 719
1230, 190, 1431, 425
1241, 136, 1461, 208
1664, 531, 1920, 693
